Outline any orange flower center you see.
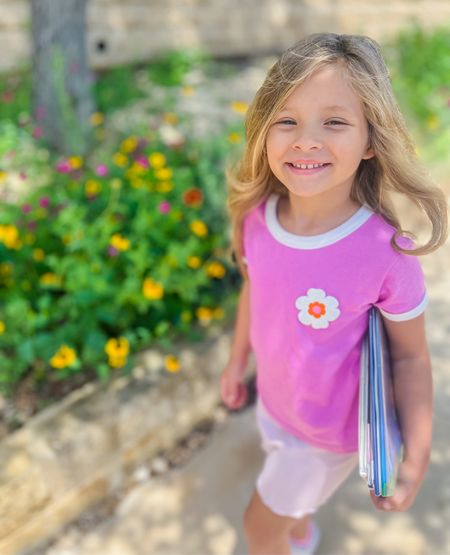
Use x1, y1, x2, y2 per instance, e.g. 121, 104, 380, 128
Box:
308, 302, 326, 319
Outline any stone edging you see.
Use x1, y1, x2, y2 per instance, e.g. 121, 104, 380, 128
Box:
0, 330, 243, 555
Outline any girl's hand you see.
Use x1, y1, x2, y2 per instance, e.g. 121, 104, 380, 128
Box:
220, 362, 248, 410
369, 460, 426, 512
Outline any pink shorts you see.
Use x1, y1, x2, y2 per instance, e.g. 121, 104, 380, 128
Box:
256, 396, 358, 518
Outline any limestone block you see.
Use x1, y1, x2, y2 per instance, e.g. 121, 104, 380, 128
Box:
0, 331, 235, 554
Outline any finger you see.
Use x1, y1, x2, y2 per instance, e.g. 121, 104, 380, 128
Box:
370, 490, 391, 511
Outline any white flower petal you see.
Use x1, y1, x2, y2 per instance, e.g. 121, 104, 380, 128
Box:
298, 310, 314, 326
295, 289, 340, 329
307, 288, 326, 302
295, 296, 310, 310
325, 295, 339, 309
311, 317, 329, 329
326, 307, 341, 322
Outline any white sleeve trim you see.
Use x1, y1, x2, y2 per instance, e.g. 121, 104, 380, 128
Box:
378, 292, 428, 322
242, 256, 248, 266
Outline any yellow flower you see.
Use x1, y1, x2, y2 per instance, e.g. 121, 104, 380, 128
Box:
109, 356, 127, 368
120, 136, 138, 153
126, 166, 146, 181
187, 256, 201, 269
182, 86, 195, 96
40, 272, 62, 286
105, 337, 129, 368
0, 224, 22, 249
105, 337, 130, 357
155, 167, 173, 181
62, 234, 72, 245
231, 101, 249, 115
148, 152, 167, 169
426, 115, 439, 130
156, 181, 173, 193
228, 132, 242, 144
130, 178, 145, 189
0, 170, 7, 183
0, 321, 5, 334
69, 156, 83, 169
213, 307, 225, 320
85, 179, 102, 196
205, 261, 226, 279
110, 233, 130, 251
50, 345, 77, 369
33, 248, 45, 261
164, 355, 181, 373
142, 278, 164, 300
131, 161, 147, 175
196, 307, 213, 326
190, 220, 208, 238
163, 112, 179, 125
113, 152, 128, 167
90, 112, 104, 126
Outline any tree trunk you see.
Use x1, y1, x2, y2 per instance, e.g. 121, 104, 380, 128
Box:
31, 0, 95, 155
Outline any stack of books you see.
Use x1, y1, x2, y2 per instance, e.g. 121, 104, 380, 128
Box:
359, 307, 403, 497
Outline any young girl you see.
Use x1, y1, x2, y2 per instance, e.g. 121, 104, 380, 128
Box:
219, 33, 448, 555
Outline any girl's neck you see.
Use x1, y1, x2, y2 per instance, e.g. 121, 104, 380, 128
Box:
277, 193, 362, 236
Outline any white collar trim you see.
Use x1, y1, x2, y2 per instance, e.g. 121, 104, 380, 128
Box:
265, 194, 374, 249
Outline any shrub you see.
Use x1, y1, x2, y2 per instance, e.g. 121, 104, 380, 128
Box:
0, 115, 245, 395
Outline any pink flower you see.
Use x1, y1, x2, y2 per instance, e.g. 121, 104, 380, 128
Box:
32, 127, 44, 139
56, 160, 71, 173
159, 200, 171, 214
20, 172, 27, 180
95, 164, 108, 176
22, 204, 33, 214
136, 156, 149, 169
39, 197, 50, 208
108, 246, 119, 257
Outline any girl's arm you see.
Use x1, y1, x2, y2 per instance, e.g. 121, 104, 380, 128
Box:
220, 279, 252, 409
371, 312, 432, 512
228, 278, 252, 369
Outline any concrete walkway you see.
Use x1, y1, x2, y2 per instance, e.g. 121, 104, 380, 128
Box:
35, 226, 450, 555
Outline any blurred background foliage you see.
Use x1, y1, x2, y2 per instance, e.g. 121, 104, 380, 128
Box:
0, 24, 448, 404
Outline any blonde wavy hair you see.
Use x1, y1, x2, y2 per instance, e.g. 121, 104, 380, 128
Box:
227, 33, 448, 275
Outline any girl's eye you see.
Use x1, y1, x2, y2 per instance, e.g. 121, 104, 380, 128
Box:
277, 119, 296, 126
326, 120, 346, 126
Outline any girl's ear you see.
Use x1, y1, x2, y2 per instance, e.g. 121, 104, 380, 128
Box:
362, 145, 375, 160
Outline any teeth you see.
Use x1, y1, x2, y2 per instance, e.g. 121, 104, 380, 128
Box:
291, 163, 326, 169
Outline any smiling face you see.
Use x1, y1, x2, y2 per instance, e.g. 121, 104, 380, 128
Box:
265, 63, 374, 201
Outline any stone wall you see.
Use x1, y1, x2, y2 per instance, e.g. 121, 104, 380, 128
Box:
0, 0, 449, 72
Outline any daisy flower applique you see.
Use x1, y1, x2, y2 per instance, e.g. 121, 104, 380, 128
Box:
295, 288, 340, 329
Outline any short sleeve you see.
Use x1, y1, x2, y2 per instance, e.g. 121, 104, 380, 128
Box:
375, 249, 428, 322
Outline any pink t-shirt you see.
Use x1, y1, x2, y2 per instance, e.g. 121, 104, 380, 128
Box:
243, 194, 428, 453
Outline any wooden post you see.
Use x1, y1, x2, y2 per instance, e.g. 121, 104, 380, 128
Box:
31, 0, 95, 155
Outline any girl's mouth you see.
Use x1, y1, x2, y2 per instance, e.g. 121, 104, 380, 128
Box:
286, 162, 331, 175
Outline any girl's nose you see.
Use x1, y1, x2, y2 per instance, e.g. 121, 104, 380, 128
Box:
291, 129, 323, 151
